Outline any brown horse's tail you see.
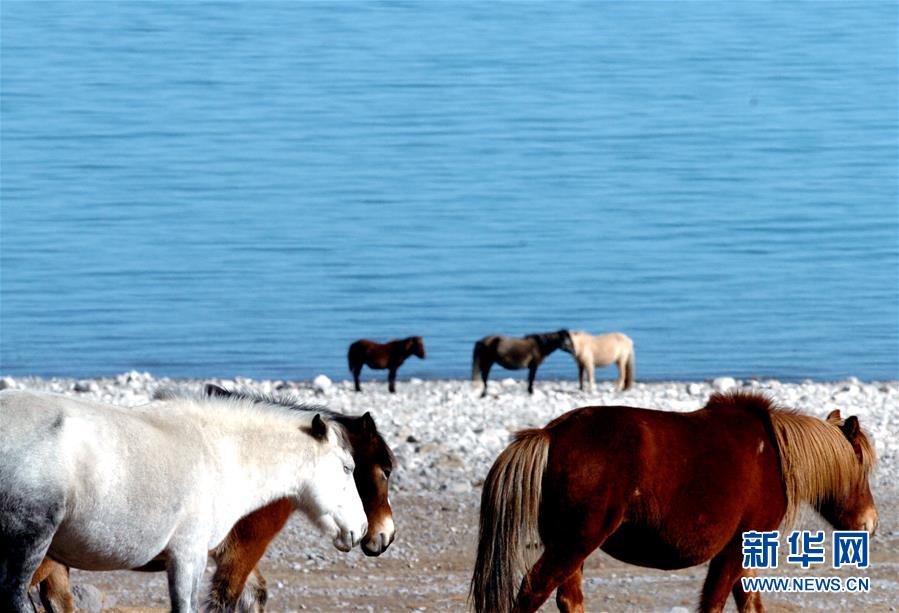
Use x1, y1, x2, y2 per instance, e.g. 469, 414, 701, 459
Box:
624, 346, 636, 390
471, 340, 484, 383
469, 428, 551, 613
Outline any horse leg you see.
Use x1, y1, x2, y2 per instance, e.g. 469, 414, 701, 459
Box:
514, 548, 586, 613
1, 501, 62, 612
387, 367, 397, 394
615, 356, 627, 391
577, 362, 585, 391
585, 358, 596, 393
732, 569, 765, 613
555, 564, 585, 613
36, 562, 74, 613
527, 363, 538, 394
166, 549, 207, 613
699, 544, 746, 613
479, 359, 493, 398
352, 365, 363, 392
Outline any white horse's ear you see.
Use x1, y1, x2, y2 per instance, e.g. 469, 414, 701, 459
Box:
826, 409, 842, 423
205, 383, 231, 398
310, 414, 328, 441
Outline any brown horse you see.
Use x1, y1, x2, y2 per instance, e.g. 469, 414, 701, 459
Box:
471, 331, 573, 397
470, 391, 877, 613
348, 336, 426, 393
37, 384, 396, 613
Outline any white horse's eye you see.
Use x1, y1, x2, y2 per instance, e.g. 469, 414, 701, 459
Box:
343, 464, 353, 475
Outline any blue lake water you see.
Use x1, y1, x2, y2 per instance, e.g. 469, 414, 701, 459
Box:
1, 2, 897, 382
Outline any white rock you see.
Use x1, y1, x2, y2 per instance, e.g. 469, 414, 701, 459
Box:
0, 376, 15, 390
712, 377, 737, 392
501, 378, 518, 387
687, 383, 703, 396
313, 374, 332, 393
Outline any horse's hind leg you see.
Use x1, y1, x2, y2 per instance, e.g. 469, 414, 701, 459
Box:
732, 569, 765, 612
616, 356, 628, 391
387, 367, 397, 394
352, 364, 363, 392
555, 564, 585, 613
526, 363, 539, 394
514, 548, 586, 613
166, 549, 208, 613
1, 504, 62, 612
700, 543, 747, 613
37, 562, 74, 613
479, 359, 493, 398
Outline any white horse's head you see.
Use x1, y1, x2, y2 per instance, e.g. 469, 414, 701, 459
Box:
302, 414, 368, 552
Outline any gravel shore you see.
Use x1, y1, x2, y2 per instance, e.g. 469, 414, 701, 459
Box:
4, 373, 897, 612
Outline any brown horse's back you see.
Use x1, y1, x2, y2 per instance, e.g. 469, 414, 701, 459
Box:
541, 404, 787, 569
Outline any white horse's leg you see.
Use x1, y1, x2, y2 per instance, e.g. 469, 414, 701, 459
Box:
166, 549, 208, 613
0, 496, 63, 612
577, 360, 585, 390
616, 356, 627, 391
586, 358, 596, 393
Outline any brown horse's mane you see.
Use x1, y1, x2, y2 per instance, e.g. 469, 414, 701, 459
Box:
705, 390, 876, 528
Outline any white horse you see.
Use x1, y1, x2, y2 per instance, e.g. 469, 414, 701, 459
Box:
0, 389, 367, 613
561, 331, 636, 391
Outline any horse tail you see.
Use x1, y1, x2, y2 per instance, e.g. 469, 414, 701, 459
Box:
471, 340, 484, 383
469, 428, 551, 613
347, 342, 357, 372
624, 344, 636, 390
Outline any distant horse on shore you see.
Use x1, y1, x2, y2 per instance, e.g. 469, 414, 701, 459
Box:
470, 391, 877, 613
472, 331, 572, 397
34, 384, 397, 613
348, 336, 426, 393
1, 389, 366, 613
562, 331, 635, 391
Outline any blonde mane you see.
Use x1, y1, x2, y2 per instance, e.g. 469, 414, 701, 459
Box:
769, 409, 876, 528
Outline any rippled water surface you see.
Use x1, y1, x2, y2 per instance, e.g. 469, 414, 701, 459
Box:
2, 3, 897, 381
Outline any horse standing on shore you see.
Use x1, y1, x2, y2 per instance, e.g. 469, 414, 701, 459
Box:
562, 331, 635, 391
33, 383, 397, 613
470, 391, 877, 613
471, 331, 573, 397
1, 389, 367, 613
348, 336, 426, 393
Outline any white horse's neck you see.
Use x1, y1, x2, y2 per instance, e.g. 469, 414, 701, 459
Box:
183, 402, 323, 548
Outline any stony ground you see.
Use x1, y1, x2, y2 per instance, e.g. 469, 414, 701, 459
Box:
5, 373, 897, 612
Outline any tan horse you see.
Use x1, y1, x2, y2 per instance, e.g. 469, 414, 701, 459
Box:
563, 331, 635, 391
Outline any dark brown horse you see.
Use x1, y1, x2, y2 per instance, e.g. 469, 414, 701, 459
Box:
470, 391, 877, 613
471, 330, 572, 397
348, 336, 425, 393
37, 384, 396, 612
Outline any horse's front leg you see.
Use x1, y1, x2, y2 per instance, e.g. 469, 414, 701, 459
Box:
732, 569, 765, 612
577, 362, 585, 391
555, 564, 585, 613
700, 543, 746, 613
387, 367, 397, 394
167, 549, 208, 613
352, 365, 363, 392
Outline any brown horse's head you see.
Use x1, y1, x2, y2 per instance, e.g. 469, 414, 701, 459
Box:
339, 411, 397, 556
816, 410, 878, 535
407, 336, 426, 359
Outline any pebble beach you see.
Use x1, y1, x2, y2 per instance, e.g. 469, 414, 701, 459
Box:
4, 373, 898, 612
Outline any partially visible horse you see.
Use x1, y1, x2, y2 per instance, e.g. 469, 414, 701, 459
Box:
29, 559, 72, 613
1, 389, 366, 613
348, 336, 426, 393
34, 383, 397, 613
471, 331, 572, 397
470, 391, 877, 613
562, 331, 635, 391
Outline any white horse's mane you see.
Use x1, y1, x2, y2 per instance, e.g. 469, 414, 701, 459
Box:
152, 386, 351, 448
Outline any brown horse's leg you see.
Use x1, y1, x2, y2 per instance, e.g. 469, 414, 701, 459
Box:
732, 569, 765, 613
38, 562, 74, 613
555, 563, 585, 613
206, 501, 292, 612
700, 544, 745, 613
479, 358, 493, 398
352, 364, 363, 392
387, 367, 397, 393
514, 548, 585, 613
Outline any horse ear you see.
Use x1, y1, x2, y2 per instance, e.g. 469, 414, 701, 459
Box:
840, 416, 860, 440
205, 383, 230, 398
360, 411, 376, 433
826, 409, 842, 423
310, 414, 328, 441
